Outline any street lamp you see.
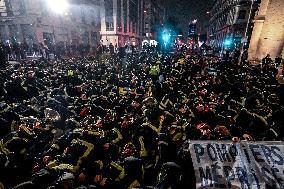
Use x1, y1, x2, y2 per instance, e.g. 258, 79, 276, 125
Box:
224, 39, 232, 46
46, 0, 69, 14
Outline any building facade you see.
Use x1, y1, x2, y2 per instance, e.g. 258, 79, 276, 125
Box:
100, 0, 164, 47
0, 0, 101, 51
248, 0, 284, 60
100, 0, 141, 47
0, 0, 166, 50
208, 0, 260, 50
143, 0, 165, 43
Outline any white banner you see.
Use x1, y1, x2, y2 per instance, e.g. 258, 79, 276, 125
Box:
188, 141, 284, 189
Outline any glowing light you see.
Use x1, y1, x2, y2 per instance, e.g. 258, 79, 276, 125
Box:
192, 19, 197, 24
224, 39, 232, 46
46, 0, 69, 14
162, 33, 170, 43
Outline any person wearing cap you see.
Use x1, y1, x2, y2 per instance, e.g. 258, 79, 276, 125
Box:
159, 93, 175, 115
44, 137, 95, 176
121, 156, 144, 189
97, 158, 125, 188
213, 125, 232, 140
23, 70, 46, 98
0, 123, 40, 187
133, 103, 163, 168
0, 43, 8, 69
167, 106, 188, 143
4, 75, 28, 102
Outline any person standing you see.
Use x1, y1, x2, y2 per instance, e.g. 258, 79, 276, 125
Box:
4, 41, 12, 60
22, 40, 29, 59
32, 42, 39, 57
0, 43, 7, 69
262, 54, 273, 65
275, 55, 282, 66
109, 43, 114, 55
241, 49, 248, 65
14, 42, 22, 61
96, 44, 103, 56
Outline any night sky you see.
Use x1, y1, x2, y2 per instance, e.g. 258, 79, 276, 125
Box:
165, 0, 214, 34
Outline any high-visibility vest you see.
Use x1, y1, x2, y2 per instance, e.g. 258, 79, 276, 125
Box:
119, 87, 126, 95
50, 139, 94, 173
178, 58, 185, 65
110, 161, 125, 181
111, 128, 123, 144
0, 137, 28, 155
67, 70, 74, 76
149, 66, 158, 75
127, 180, 140, 189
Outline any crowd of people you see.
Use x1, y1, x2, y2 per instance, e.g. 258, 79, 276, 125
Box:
0, 40, 99, 62
0, 48, 283, 189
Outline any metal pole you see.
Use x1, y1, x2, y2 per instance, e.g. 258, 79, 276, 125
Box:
239, 0, 254, 64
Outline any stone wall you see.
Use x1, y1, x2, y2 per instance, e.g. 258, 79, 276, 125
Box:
248, 0, 284, 60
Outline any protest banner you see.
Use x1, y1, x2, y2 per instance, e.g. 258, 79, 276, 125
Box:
188, 141, 284, 189
243, 141, 284, 189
